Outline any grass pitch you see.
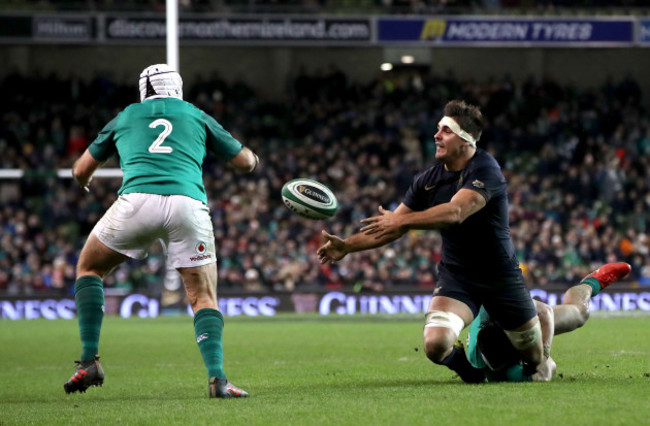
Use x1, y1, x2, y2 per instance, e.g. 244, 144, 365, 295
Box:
1, 313, 649, 425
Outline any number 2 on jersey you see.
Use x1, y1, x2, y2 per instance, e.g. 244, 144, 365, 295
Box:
148, 119, 173, 154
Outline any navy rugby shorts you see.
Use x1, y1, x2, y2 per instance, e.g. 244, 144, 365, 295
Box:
433, 262, 537, 331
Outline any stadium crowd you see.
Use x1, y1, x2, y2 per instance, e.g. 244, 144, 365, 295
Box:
1, 66, 650, 296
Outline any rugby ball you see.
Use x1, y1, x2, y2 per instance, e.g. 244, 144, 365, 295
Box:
281, 178, 338, 220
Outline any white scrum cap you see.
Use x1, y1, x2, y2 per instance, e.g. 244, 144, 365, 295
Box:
139, 64, 183, 102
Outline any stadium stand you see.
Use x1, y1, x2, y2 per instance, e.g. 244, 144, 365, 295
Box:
1, 67, 649, 296
2, 0, 649, 14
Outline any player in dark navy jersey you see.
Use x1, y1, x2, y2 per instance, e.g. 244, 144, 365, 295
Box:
318, 100, 544, 383
405, 147, 516, 277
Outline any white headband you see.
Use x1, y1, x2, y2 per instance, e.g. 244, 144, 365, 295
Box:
439, 116, 477, 147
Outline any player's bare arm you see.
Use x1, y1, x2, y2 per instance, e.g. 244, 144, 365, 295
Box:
229, 147, 259, 173
317, 204, 412, 264
361, 189, 486, 239
533, 300, 554, 360
72, 149, 103, 192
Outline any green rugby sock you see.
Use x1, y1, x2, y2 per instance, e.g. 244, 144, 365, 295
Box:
74, 275, 105, 361
194, 308, 226, 380
581, 277, 602, 297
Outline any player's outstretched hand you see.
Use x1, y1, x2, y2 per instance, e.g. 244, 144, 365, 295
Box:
76, 176, 92, 192
360, 206, 406, 240
317, 230, 348, 264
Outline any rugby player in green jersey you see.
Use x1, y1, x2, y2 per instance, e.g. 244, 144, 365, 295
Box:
64, 64, 258, 398
465, 262, 631, 382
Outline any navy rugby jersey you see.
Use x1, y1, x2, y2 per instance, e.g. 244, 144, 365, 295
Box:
403, 149, 520, 279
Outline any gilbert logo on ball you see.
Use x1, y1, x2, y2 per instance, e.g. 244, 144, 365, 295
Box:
281, 178, 338, 220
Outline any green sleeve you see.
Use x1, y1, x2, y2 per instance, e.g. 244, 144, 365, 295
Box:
202, 111, 243, 161
88, 115, 119, 162
466, 307, 535, 383
503, 365, 533, 382
466, 307, 489, 369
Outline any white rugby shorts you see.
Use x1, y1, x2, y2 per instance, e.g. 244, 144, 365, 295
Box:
92, 193, 216, 269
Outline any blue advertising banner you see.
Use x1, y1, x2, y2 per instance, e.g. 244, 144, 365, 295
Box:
0, 13, 644, 47
378, 17, 635, 46
3, 288, 649, 319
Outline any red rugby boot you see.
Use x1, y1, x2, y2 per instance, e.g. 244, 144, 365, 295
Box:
581, 262, 631, 292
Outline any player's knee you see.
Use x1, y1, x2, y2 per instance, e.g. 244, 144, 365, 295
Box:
181, 267, 216, 310
180, 268, 211, 289
575, 305, 590, 328
423, 310, 464, 363
423, 337, 453, 363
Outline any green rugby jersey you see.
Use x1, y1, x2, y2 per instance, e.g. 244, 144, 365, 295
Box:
88, 97, 243, 204
466, 306, 531, 382
466, 306, 489, 370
